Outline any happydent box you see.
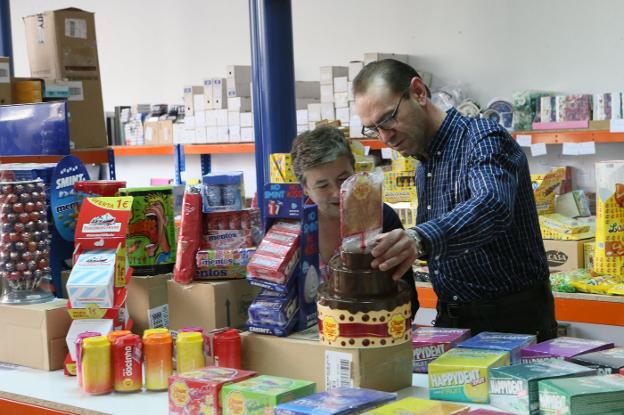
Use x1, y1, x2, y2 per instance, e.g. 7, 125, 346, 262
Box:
489, 359, 595, 414
220, 375, 316, 415
458, 332, 536, 364
520, 337, 614, 363
363, 397, 469, 415
411, 327, 471, 373
274, 387, 396, 415
538, 374, 624, 415
428, 348, 510, 404
570, 347, 624, 375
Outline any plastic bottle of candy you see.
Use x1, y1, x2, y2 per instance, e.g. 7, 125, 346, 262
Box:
75, 331, 101, 387
213, 329, 241, 369
176, 331, 205, 374
111, 334, 142, 393
143, 332, 173, 391
81, 336, 113, 395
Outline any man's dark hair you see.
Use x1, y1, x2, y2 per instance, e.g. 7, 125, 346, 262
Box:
352, 59, 431, 98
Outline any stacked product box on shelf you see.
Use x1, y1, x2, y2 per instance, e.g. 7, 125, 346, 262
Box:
569, 347, 624, 375
520, 337, 614, 363
274, 387, 396, 415
411, 327, 471, 373
538, 375, 624, 415
457, 332, 537, 364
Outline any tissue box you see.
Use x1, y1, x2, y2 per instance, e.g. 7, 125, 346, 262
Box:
411, 327, 471, 373
269, 153, 298, 184
428, 348, 510, 404
363, 397, 469, 415
67, 249, 116, 309
569, 347, 624, 375
221, 375, 315, 415
457, 332, 536, 364
538, 375, 624, 415
195, 248, 256, 280
274, 387, 396, 415
489, 359, 595, 414
520, 337, 614, 363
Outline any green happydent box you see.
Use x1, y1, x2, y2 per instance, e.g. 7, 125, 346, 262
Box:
220, 375, 316, 415
120, 186, 176, 275
428, 348, 510, 404
489, 359, 595, 414
538, 374, 624, 414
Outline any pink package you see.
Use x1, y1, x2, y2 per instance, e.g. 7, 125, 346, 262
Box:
412, 327, 471, 373
246, 249, 300, 284
271, 220, 301, 235
264, 230, 299, 247
256, 241, 294, 259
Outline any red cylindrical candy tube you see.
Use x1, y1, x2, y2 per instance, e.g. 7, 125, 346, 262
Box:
173, 191, 202, 284
213, 329, 241, 369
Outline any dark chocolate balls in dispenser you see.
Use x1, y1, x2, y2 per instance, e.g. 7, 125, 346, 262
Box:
0, 180, 53, 304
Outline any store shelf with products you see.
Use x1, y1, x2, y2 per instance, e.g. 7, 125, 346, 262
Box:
0, 148, 110, 164
416, 282, 624, 326
512, 129, 624, 144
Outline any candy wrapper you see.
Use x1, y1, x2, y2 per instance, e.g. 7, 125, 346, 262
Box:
571, 274, 619, 295
174, 188, 202, 284
549, 269, 593, 293
340, 169, 383, 253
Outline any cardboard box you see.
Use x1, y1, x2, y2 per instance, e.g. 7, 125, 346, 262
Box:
321, 103, 335, 121
296, 109, 308, 125
143, 120, 161, 146
569, 347, 624, 375
336, 107, 350, 124
159, 119, 173, 145
229, 126, 241, 142
203, 79, 214, 109
334, 92, 349, 109
457, 332, 536, 364
320, 66, 348, 85
521, 336, 614, 363
227, 111, 241, 126
184, 85, 204, 115
24, 8, 100, 80
240, 112, 254, 128
127, 273, 169, 336
241, 329, 413, 392
67, 249, 116, 308
241, 127, 254, 142
538, 375, 624, 415
227, 80, 252, 98
363, 398, 469, 415
411, 327, 471, 373
295, 81, 320, 99
542, 239, 592, 272
0, 299, 71, 370
321, 84, 334, 103
212, 78, 227, 109
226, 65, 251, 83
0, 56, 11, 104
296, 98, 319, 110
333, 76, 348, 93
168, 279, 260, 331
275, 388, 395, 415
228, 97, 252, 112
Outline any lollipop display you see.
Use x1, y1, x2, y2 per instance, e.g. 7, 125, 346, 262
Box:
0, 179, 54, 304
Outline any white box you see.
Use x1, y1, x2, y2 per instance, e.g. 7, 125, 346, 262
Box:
333, 76, 348, 93
308, 121, 317, 130
193, 93, 206, 112
241, 127, 255, 142
203, 79, 214, 109
363, 52, 408, 65
334, 92, 349, 108
206, 127, 218, 141
217, 126, 230, 142
214, 109, 229, 126
205, 110, 218, 127
195, 127, 208, 143
229, 126, 241, 142
194, 110, 207, 128
308, 103, 322, 122
296, 109, 308, 125
228, 96, 252, 112
173, 123, 185, 144
183, 115, 195, 130
184, 85, 203, 115
240, 112, 254, 128
321, 102, 335, 121
297, 125, 308, 134
226, 65, 251, 83
348, 61, 364, 81
67, 250, 115, 309
321, 84, 334, 103
227, 80, 252, 98
212, 78, 227, 109
350, 124, 364, 138
66, 319, 113, 361
295, 81, 320, 99
336, 107, 350, 124
296, 98, 318, 110
320, 66, 348, 85
228, 111, 241, 126
348, 82, 354, 101
184, 128, 197, 144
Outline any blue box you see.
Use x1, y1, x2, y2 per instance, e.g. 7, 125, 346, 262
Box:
458, 332, 537, 364
201, 171, 244, 212
0, 102, 70, 156
248, 289, 299, 329
264, 183, 305, 219
274, 387, 396, 415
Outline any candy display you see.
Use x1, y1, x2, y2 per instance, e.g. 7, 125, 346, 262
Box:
520, 337, 614, 363
274, 387, 396, 415
144, 331, 173, 391
168, 366, 256, 415
81, 336, 113, 395
340, 170, 383, 253
538, 375, 624, 415
247, 288, 299, 336
594, 161, 624, 277
176, 331, 206, 374
66, 249, 116, 309
411, 327, 471, 373
196, 248, 256, 280
269, 153, 298, 184
220, 375, 316, 415
317, 251, 412, 348
111, 333, 143, 393
428, 348, 510, 404
201, 209, 262, 250
0, 179, 54, 304
457, 332, 536, 364
362, 397, 469, 415
120, 186, 176, 275
174, 189, 203, 284
488, 359, 595, 414
202, 171, 244, 212
569, 347, 624, 375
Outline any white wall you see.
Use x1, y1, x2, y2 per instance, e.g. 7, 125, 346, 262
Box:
9, 0, 624, 192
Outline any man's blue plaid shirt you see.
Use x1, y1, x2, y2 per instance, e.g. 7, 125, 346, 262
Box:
414, 108, 549, 303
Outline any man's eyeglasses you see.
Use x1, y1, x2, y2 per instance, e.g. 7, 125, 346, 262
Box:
361, 87, 410, 138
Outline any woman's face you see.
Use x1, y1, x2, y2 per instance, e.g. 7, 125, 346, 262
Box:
302, 155, 354, 218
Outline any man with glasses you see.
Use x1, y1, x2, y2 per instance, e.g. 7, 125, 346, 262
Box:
353, 59, 557, 341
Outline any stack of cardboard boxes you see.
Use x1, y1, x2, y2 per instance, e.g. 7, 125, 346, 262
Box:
23, 8, 108, 150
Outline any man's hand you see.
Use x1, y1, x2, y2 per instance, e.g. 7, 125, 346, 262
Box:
371, 229, 422, 280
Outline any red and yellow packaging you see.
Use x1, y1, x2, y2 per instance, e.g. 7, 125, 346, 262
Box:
81, 336, 113, 395
111, 333, 143, 393
176, 331, 206, 374
144, 331, 173, 391
174, 191, 202, 284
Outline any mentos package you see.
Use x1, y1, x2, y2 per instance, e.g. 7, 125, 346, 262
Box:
274, 387, 395, 415
202, 171, 244, 213
362, 397, 469, 415
201, 209, 262, 249
428, 348, 510, 404
489, 359, 595, 414
221, 375, 316, 415
247, 289, 299, 337
569, 347, 624, 375
538, 375, 624, 415
412, 327, 471, 373
520, 337, 614, 363
168, 366, 256, 415
195, 248, 256, 280
458, 332, 536, 364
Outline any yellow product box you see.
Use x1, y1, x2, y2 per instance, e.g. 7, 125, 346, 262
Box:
383, 171, 416, 191
269, 153, 298, 184
534, 167, 567, 215
594, 161, 624, 278
350, 140, 367, 156
355, 155, 375, 173
362, 397, 469, 415
539, 213, 590, 235
584, 241, 595, 271
540, 226, 595, 241
391, 153, 419, 172
428, 348, 510, 404
384, 189, 417, 205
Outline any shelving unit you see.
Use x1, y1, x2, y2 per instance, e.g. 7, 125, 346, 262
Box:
512, 129, 624, 144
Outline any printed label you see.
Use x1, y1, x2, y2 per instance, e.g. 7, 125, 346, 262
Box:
325, 351, 353, 390
67, 81, 84, 101
148, 304, 169, 328
0, 62, 9, 83
65, 18, 87, 39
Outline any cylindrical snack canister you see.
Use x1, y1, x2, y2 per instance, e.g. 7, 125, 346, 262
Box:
74, 181, 127, 197
81, 336, 113, 395
143, 332, 173, 391
213, 329, 241, 369
176, 331, 205, 374
142, 327, 169, 340
107, 330, 131, 344
112, 334, 142, 393
173, 191, 202, 284
75, 331, 101, 386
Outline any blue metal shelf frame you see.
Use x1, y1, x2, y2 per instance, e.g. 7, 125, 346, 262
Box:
174, 144, 186, 185
0, 0, 13, 75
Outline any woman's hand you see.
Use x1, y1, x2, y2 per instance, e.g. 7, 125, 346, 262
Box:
371, 229, 421, 280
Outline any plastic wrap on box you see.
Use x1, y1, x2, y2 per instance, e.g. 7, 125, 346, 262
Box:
201, 209, 262, 249
195, 248, 255, 280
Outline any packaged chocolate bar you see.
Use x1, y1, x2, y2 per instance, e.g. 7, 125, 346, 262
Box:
457, 332, 536, 364
275, 387, 396, 415
412, 327, 471, 373
520, 337, 614, 363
